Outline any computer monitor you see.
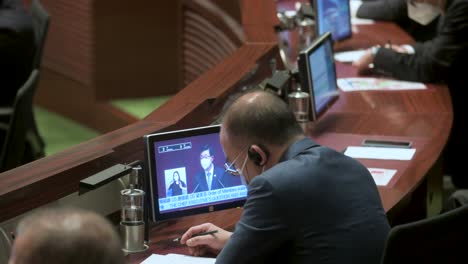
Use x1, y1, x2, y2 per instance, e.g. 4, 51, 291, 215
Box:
143, 125, 246, 222
311, 0, 352, 41
297, 32, 339, 121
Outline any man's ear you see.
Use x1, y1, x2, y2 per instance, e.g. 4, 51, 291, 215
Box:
248, 145, 269, 166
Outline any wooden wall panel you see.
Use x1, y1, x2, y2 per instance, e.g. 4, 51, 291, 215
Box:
94, 0, 179, 100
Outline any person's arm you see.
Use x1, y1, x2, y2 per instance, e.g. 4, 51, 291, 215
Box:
215, 177, 290, 264
356, 0, 407, 21
371, 1, 468, 83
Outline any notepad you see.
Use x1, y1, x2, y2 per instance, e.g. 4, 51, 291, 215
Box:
344, 146, 416, 160
141, 253, 216, 264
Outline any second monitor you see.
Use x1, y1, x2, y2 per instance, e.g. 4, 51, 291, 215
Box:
297, 32, 340, 121
144, 125, 246, 222
311, 0, 352, 42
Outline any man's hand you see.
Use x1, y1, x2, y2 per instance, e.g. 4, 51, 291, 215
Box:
180, 223, 232, 257
352, 48, 374, 75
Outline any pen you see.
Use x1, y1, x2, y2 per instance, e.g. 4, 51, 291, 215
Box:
173, 230, 218, 242
385, 40, 392, 49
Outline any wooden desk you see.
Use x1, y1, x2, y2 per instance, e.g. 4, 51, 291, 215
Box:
0, 0, 451, 262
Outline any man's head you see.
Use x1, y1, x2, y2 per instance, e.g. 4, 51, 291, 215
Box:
200, 144, 214, 171
220, 90, 304, 183
9, 207, 124, 264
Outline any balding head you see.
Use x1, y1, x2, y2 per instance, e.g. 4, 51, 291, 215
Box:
221, 90, 304, 149
9, 207, 124, 264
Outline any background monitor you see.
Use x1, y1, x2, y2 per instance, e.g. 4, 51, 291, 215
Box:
312, 0, 352, 41
144, 125, 246, 222
297, 32, 339, 121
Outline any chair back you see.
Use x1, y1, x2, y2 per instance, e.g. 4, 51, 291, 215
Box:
31, 0, 50, 69
381, 204, 468, 263
0, 70, 42, 172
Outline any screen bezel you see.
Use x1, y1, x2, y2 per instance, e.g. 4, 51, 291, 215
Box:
143, 124, 246, 222
312, 0, 352, 42
297, 32, 339, 121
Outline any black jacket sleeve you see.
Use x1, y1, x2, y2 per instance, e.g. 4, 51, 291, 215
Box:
357, 0, 407, 21
373, 0, 468, 83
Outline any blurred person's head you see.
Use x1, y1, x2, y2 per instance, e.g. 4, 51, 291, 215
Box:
173, 171, 180, 182
200, 145, 214, 171
9, 207, 124, 264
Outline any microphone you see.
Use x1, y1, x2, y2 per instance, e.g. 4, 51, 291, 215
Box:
216, 175, 225, 188
192, 183, 199, 193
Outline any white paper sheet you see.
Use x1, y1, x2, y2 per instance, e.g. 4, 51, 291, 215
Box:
141, 254, 216, 264
344, 146, 416, 160
367, 168, 397, 186
337, 78, 426, 92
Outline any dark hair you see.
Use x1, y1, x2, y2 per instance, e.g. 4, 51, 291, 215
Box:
173, 171, 180, 178
200, 144, 213, 157
221, 89, 303, 147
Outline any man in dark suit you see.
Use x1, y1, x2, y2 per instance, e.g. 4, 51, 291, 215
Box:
353, 0, 468, 188
355, 0, 440, 41
193, 144, 239, 193
180, 90, 390, 263
0, 0, 35, 107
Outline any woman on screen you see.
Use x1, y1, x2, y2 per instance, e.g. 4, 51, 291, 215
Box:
167, 171, 187, 196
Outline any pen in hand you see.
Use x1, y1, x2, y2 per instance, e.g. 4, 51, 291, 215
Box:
173, 230, 218, 242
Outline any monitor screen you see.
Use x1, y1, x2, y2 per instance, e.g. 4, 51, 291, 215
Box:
312, 0, 352, 41
298, 32, 339, 120
143, 125, 246, 222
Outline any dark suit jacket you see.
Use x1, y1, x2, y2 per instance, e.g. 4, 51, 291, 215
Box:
359, 0, 468, 187
356, 0, 439, 41
216, 138, 390, 264
193, 166, 240, 193
0, 2, 35, 107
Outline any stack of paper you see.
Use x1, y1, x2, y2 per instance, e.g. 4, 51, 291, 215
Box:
337, 78, 427, 92
141, 253, 216, 264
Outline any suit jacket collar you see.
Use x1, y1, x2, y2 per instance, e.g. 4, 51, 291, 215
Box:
279, 137, 319, 162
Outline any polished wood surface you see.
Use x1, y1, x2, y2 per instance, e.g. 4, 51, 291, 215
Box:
1, 1, 452, 262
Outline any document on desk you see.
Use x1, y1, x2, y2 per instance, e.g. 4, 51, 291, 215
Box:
337, 78, 427, 92
141, 253, 216, 264
344, 146, 416, 160
334, 50, 367, 63
368, 168, 397, 186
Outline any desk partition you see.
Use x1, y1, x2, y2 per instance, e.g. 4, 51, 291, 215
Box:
0, 0, 452, 262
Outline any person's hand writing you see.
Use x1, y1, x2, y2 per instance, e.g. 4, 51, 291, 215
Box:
180, 223, 232, 257
386, 44, 408, 53
352, 49, 374, 75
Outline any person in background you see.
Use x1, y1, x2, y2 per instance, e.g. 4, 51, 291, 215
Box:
8, 207, 125, 264
180, 90, 390, 264
356, 0, 440, 41
0, 0, 35, 107
353, 0, 468, 188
